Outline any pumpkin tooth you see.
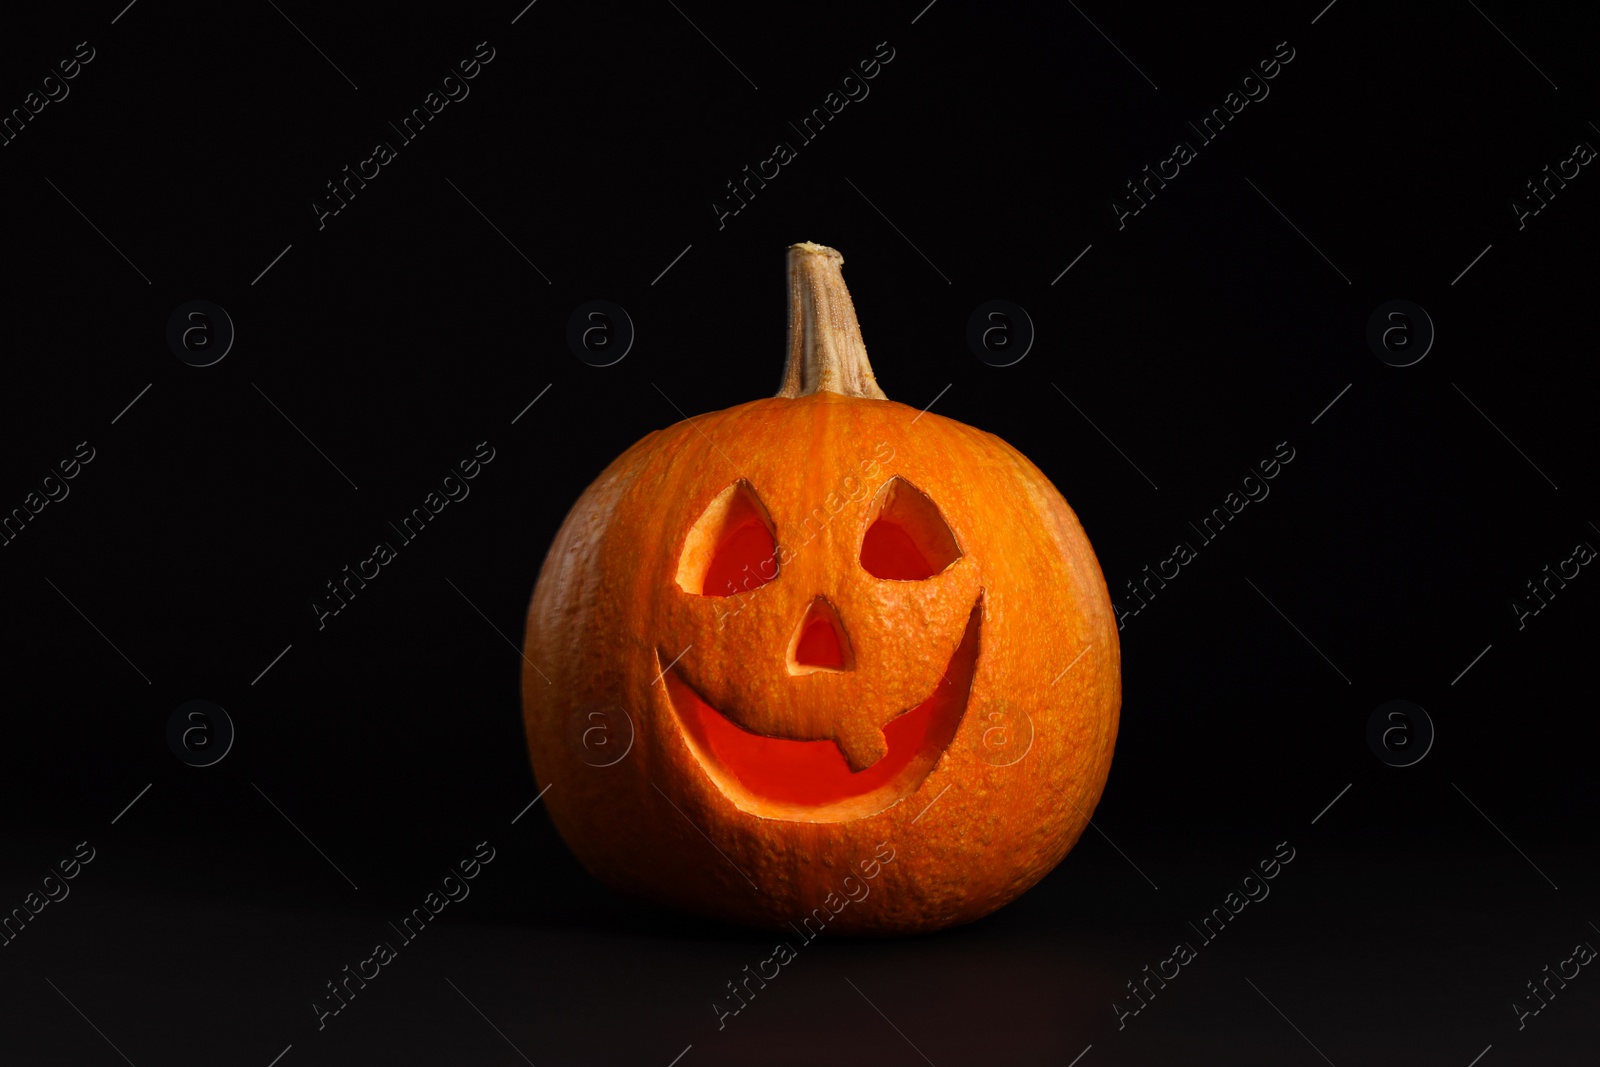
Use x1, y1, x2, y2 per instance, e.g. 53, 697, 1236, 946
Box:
834, 720, 889, 772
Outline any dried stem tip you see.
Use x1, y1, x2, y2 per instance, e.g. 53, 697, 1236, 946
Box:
776, 242, 888, 400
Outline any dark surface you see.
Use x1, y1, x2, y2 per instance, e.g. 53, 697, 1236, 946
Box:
2, 1, 1597, 1064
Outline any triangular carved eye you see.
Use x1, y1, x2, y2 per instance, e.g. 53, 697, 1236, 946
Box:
676, 481, 779, 597
860, 477, 961, 580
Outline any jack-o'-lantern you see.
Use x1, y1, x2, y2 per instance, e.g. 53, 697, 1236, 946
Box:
522, 243, 1120, 934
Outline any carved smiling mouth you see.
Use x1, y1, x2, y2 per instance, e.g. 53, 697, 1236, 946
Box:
661, 604, 980, 822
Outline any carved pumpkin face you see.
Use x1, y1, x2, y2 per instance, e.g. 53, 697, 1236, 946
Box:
522, 244, 1120, 934
663, 467, 981, 824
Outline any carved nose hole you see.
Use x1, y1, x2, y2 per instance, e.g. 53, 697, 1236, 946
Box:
789, 597, 852, 674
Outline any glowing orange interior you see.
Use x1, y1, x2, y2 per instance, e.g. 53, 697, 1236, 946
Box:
664, 603, 981, 817
703, 519, 775, 596
860, 519, 935, 579
859, 478, 962, 580
794, 616, 845, 668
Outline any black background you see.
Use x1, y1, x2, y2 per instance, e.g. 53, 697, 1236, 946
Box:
2, 1, 1597, 1064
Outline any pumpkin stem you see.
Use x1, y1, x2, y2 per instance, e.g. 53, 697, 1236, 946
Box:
776, 243, 888, 400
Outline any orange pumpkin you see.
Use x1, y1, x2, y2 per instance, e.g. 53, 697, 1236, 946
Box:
522, 243, 1120, 934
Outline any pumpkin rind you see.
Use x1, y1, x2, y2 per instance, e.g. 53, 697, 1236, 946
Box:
521, 247, 1120, 934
